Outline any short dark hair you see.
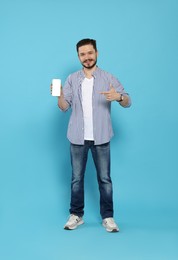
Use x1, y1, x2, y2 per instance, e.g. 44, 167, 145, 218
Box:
76, 38, 97, 52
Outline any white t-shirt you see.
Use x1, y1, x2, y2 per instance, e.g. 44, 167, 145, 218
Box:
81, 77, 94, 140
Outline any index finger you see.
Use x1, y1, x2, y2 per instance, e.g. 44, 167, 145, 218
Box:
100, 91, 110, 94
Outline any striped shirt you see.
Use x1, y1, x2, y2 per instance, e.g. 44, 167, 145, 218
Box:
63, 67, 131, 145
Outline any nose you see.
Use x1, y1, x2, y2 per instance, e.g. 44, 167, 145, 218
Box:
85, 54, 90, 60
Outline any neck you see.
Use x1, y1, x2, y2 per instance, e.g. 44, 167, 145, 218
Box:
83, 65, 97, 78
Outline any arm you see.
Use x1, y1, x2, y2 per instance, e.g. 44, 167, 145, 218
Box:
100, 84, 131, 107
57, 87, 69, 111
51, 84, 69, 111
115, 92, 131, 108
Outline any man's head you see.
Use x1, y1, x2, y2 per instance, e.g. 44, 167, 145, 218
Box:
76, 38, 98, 69
76, 38, 97, 52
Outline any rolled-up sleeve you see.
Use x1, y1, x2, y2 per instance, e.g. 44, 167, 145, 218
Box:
110, 75, 131, 107
63, 75, 73, 109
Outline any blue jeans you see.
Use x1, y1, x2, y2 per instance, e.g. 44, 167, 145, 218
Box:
70, 141, 113, 219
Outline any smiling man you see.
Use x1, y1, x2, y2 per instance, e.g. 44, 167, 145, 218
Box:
55, 38, 131, 232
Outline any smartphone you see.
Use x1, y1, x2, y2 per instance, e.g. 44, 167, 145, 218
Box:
52, 79, 61, 96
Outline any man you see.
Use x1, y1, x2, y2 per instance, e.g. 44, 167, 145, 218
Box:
53, 38, 131, 232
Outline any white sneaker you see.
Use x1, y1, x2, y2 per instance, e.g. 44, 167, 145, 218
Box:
102, 217, 119, 232
64, 214, 84, 230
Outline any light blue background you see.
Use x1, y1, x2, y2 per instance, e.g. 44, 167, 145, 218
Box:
0, 0, 178, 259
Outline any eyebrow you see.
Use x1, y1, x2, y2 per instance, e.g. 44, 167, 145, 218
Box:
79, 50, 94, 55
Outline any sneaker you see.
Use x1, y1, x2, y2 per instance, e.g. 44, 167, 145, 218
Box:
64, 214, 84, 230
102, 217, 119, 232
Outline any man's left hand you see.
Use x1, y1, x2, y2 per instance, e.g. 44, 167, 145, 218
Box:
100, 84, 122, 102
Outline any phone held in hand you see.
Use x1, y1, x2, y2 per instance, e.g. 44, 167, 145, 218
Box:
52, 79, 61, 96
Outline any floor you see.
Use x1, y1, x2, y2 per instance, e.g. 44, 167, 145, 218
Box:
1, 203, 177, 260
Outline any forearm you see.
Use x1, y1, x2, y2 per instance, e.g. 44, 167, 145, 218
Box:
117, 94, 131, 108
58, 95, 69, 111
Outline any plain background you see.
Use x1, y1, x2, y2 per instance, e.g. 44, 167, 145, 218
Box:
0, 0, 178, 259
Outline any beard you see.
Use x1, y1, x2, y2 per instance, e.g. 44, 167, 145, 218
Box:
82, 58, 97, 69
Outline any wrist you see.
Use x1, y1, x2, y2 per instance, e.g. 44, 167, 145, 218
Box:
118, 93, 124, 102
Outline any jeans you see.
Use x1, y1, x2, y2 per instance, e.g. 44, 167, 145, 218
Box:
69, 140, 113, 219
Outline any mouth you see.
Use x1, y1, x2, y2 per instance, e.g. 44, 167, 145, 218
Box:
82, 58, 97, 69
84, 59, 93, 64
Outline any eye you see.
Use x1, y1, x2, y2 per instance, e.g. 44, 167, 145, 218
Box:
79, 53, 85, 57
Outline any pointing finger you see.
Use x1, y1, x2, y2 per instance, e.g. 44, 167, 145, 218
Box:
100, 91, 110, 94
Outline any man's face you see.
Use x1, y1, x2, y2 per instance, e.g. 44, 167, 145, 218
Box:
78, 44, 98, 69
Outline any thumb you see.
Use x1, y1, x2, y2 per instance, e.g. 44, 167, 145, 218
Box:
110, 84, 116, 92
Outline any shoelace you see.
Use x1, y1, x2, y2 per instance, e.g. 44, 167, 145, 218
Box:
105, 218, 117, 227
68, 214, 79, 223
106, 218, 114, 223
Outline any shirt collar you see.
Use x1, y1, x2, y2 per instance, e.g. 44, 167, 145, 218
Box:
79, 66, 99, 80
